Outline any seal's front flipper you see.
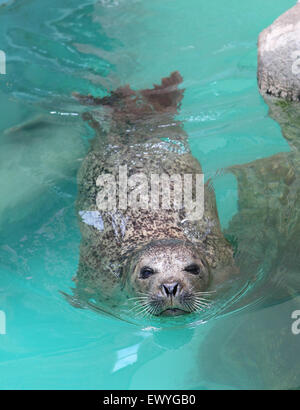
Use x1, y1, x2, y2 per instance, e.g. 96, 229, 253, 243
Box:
226, 152, 300, 306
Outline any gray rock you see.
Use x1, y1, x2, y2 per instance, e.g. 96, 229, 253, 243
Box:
258, 2, 300, 101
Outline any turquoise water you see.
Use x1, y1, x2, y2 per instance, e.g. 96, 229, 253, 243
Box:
0, 0, 299, 389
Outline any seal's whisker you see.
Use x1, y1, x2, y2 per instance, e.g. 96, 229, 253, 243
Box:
129, 301, 150, 313
129, 300, 149, 306
194, 303, 210, 309
194, 290, 216, 295
182, 300, 194, 313
133, 300, 146, 307
193, 294, 214, 300
195, 304, 211, 312
153, 306, 161, 316
187, 298, 200, 312
184, 295, 211, 304
135, 304, 152, 318
195, 299, 211, 306
128, 296, 149, 301
134, 301, 148, 307
136, 307, 148, 318
191, 302, 205, 311
134, 306, 149, 317
190, 296, 211, 306
193, 300, 212, 310
146, 299, 163, 317
193, 296, 212, 304
127, 297, 151, 310
130, 303, 149, 312
133, 300, 152, 312
193, 299, 212, 308
147, 305, 157, 317
149, 301, 161, 316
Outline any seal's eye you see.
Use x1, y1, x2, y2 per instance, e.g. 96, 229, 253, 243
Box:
140, 266, 154, 279
184, 264, 200, 275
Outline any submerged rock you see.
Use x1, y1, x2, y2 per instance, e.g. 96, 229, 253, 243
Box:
258, 2, 300, 101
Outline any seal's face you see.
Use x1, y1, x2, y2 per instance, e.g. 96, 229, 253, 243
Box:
125, 241, 212, 317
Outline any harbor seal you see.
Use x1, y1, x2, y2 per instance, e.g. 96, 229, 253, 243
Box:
71, 72, 237, 317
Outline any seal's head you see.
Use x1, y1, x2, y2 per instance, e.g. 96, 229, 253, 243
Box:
124, 239, 212, 317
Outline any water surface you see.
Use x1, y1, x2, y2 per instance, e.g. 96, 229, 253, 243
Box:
0, 0, 299, 390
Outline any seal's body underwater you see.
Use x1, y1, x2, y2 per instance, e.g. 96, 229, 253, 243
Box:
73, 72, 236, 317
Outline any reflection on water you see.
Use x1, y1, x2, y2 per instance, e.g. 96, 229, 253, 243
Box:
112, 343, 140, 372
226, 97, 300, 309
0, 0, 299, 390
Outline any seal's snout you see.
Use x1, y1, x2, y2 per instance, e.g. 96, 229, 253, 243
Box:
161, 282, 180, 297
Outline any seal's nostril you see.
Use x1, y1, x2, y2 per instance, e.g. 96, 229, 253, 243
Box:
162, 282, 179, 297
